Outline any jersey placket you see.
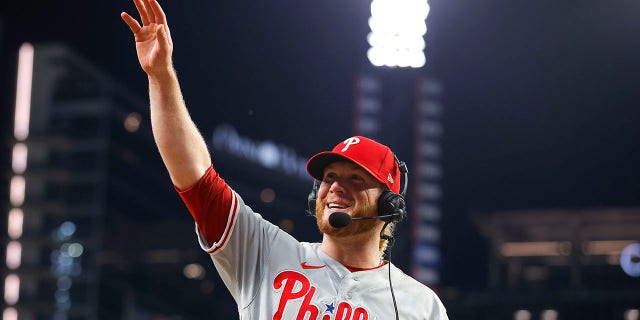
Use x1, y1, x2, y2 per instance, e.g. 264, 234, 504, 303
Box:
337, 272, 360, 301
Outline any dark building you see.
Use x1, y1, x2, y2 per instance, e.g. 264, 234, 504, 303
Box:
1, 43, 314, 320
444, 207, 640, 319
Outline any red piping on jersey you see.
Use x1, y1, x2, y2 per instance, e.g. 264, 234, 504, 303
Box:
176, 165, 239, 254
207, 191, 239, 254
345, 261, 388, 272
301, 262, 326, 269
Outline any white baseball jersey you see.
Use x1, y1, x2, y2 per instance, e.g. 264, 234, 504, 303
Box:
178, 166, 448, 320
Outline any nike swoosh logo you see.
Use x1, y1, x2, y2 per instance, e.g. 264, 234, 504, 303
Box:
301, 262, 326, 269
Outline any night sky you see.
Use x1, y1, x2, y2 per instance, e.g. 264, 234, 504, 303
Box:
2, 0, 640, 293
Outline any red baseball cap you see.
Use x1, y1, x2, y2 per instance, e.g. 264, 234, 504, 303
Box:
306, 136, 401, 193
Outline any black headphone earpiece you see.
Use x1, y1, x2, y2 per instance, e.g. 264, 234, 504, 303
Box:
307, 179, 319, 215
377, 189, 407, 223
380, 157, 408, 223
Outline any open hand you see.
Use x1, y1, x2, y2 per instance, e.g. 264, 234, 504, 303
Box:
121, 0, 174, 75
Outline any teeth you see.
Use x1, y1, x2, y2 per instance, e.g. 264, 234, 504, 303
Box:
328, 204, 346, 209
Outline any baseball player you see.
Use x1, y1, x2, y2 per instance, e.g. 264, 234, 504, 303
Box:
121, 0, 449, 319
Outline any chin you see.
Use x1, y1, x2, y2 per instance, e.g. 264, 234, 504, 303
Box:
316, 210, 380, 238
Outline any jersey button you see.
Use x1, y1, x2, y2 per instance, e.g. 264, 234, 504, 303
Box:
345, 293, 352, 299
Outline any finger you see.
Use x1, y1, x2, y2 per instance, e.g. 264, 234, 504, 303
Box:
156, 24, 169, 48
156, 24, 174, 55
144, 0, 157, 24
132, 0, 150, 25
149, 0, 172, 46
164, 24, 173, 47
121, 12, 142, 33
148, 0, 167, 25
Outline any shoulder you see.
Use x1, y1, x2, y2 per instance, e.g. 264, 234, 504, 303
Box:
390, 264, 442, 299
388, 265, 448, 318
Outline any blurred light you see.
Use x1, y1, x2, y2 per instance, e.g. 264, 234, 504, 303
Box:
500, 241, 571, 257
212, 125, 308, 179
55, 299, 71, 311
5, 242, 22, 270
523, 266, 548, 282
55, 290, 70, 304
260, 188, 276, 203
11, 143, 28, 174
625, 309, 639, 320
414, 243, 440, 265
124, 112, 141, 132
418, 182, 441, 200
278, 219, 295, 234
9, 176, 25, 207
607, 254, 620, 265
414, 268, 439, 284
14, 43, 34, 141
513, 310, 531, 320
60, 222, 76, 236
367, 0, 429, 68
418, 142, 441, 159
415, 225, 440, 242
257, 142, 279, 169
144, 250, 180, 264
541, 309, 558, 320
200, 280, 215, 294
583, 240, 636, 255
7, 209, 24, 239
2, 308, 18, 320
620, 243, 640, 277
419, 120, 443, 137
57, 276, 72, 291
183, 263, 205, 280
4, 274, 20, 305
61, 243, 84, 258
53, 222, 77, 242
417, 204, 440, 221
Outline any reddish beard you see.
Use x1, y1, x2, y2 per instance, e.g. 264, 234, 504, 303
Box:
315, 196, 380, 237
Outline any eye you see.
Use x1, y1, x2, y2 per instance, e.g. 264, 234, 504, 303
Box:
349, 174, 366, 185
322, 172, 337, 183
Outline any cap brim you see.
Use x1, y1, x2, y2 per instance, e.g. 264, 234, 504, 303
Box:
306, 152, 354, 181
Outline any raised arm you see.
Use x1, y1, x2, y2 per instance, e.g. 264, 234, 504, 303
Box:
121, 0, 211, 190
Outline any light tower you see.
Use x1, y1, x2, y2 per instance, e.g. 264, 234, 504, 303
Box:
355, 0, 443, 286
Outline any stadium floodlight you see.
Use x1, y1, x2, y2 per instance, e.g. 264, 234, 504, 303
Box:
367, 0, 430, 68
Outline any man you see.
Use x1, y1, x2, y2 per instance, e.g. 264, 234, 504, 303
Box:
121, 0, 448, 318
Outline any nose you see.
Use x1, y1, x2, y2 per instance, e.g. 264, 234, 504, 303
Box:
328, 180, 346, 194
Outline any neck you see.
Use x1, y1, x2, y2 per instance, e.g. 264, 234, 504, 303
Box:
321, 230, 382, 269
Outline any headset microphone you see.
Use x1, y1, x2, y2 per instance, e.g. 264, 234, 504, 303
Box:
328, 212, 352, 228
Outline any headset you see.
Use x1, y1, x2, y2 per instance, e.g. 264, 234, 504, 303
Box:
307, 154, 409, 224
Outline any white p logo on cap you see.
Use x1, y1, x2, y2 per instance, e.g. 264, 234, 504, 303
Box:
341, 137, 361, 152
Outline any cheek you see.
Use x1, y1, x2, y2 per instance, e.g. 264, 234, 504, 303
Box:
315, 193, 333, 221
357, 190, 382, 214
316, 184, 330, 198
315, 197, 330, 230
315, 196, 327, 214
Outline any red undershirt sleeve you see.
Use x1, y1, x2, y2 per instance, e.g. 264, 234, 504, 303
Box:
175, 165, 234, 247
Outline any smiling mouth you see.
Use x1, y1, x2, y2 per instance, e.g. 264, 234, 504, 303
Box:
328, 203, 349, 210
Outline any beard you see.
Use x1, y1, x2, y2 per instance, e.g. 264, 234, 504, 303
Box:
315, 196, 381, 238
